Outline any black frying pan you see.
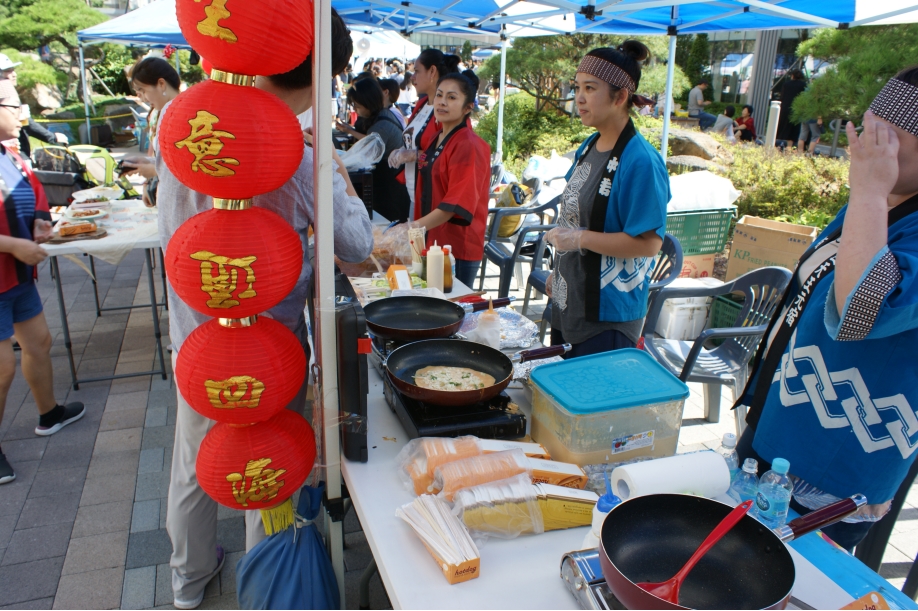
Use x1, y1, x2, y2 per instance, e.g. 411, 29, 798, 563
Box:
383, 338, 569, 406
599, 493, 865, 609
363, 296, 512, 342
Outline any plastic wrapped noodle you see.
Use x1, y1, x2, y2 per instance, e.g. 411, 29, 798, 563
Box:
453, 477, 599, 539
397, 437, 553, 496
451, 474, 544, 539
397, 436, 482, 496
434, 449, 530, 501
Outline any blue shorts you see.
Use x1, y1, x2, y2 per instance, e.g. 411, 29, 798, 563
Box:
0, 283, 44, 341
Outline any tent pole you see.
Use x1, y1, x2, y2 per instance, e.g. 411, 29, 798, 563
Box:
79, 44, 92, 144
313, 0, 345, 607
495, 36, 508, 162
660, 32, 677, 161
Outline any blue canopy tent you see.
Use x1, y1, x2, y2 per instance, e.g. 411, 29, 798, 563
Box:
75, 0, 189, 140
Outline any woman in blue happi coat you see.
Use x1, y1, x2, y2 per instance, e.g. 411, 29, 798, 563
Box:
735, 66, 918, 551
544, 41, 670, 358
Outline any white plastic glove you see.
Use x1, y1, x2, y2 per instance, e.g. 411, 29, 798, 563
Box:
546, 227, 586, 254
388, 147, 418, 169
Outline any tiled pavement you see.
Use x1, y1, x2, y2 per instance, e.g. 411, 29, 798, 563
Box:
1, 252, 916, 608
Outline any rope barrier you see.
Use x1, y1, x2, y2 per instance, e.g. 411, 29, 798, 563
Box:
34, 112, 137, 123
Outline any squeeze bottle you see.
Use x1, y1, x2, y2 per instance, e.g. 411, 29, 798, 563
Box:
427, 242, 444, 292
581, 471, 621, 550
475, 298, 502, 350
442, 245, 453, 293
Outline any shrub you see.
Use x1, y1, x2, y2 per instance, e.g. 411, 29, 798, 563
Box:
723, 144, 849, 224
0, 48, 66, 92
475, 92, 593, 178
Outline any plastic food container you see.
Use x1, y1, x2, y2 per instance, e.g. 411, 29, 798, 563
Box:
529, 349, 690, 466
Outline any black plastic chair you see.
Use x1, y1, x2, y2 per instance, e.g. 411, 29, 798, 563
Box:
521, 226, 556, 317
642, 266, 792, 436
477, 195, 560, 297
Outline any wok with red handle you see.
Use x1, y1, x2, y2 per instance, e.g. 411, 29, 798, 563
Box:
599, 493, 866, 609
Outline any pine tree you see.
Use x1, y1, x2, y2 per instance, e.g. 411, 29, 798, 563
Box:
685, 34, 710, 87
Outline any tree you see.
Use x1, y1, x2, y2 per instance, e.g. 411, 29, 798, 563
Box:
478, 34, 689, 114
0, 0, 106, 52
684, 34, 710, 87
460, 40, 473, 65
792, 24, 918, 123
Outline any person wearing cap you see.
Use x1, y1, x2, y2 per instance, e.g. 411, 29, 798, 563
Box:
733, 66, 918, 552
543, 42, 670, 359
0, 53, 65, 156
0, 80, 85, 485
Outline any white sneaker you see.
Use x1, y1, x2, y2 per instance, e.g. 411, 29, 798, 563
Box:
172, 545, 226, 610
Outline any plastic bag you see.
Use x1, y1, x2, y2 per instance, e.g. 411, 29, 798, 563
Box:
236, 484, 340, 610
339, 132, 385, 171
667, 170, 741, 212
494, 183, 532, 238
397, 436, 483, 496
433, 449, 530, 501
334, 224, 413, 277
451, 474, 544, 539
522, 150, 572, 184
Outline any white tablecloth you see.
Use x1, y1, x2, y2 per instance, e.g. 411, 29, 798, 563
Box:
45, 200, 159, 265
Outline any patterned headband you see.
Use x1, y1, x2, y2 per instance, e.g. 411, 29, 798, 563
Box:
869, 78, 918, 137
577, 55, 637, 92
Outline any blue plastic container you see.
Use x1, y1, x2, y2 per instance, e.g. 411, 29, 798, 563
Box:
529, 349, 690, 465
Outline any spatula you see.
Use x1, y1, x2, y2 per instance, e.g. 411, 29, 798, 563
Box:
637, 499, 754, 604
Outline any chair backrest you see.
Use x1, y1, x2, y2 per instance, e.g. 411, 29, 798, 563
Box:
721, 266, 792, 357
69, 145, 117, 186
649, 233, 684, 290
528, 224, 558, 271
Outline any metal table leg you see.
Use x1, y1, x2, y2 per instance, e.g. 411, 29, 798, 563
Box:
144, 248, 168, 379
50, 257, 80, 390
359, 558, 378, 610
158, 248, 168, 311
89, 255, 101, 316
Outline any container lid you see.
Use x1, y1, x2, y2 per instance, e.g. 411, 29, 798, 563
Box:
772, 458, 790, 474
529, 348, 690, 414
722, 433, 736, 448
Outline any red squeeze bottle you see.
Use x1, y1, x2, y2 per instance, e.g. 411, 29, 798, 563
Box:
442, 246, 453, 293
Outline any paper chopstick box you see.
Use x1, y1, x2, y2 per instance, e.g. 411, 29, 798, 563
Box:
419, 541, 481, 585
528, 458, 589, 489
479, 439, 552, 460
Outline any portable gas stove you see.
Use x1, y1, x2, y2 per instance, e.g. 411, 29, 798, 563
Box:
561, 549, 625, 610
371, 336, 527, 440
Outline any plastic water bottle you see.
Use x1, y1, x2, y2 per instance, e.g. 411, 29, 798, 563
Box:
581, 471, 622, 550
716, 433, 740, 483
755, 458, 793, 529
729, 458, 759, 505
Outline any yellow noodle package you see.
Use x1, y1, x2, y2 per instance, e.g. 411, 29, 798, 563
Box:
452, 475, 599, 539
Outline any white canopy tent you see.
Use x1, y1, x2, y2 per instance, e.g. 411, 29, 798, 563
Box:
350, 28, 421, 64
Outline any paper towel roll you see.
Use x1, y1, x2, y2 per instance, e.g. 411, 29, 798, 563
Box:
610, 451, 730, 500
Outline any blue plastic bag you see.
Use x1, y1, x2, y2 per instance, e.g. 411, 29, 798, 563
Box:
237, 484, 340, 610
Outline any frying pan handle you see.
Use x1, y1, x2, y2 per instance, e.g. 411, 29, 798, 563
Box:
513, 343, 572, 363
463, 297, 515, 312
777, 494, 867, 541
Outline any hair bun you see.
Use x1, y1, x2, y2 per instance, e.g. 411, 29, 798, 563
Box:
461, 69, 480, 91
444, 54, 462, 73
619, 40, 650, 63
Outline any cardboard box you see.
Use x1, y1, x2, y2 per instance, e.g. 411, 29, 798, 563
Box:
679, 254, 716, 278
727, 216, 818, 281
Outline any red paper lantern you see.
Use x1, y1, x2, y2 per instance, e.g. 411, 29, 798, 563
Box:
176, 318, 305, 424
197, 410, 316, 510
176, 0, 313, 76
165, 207, 303, 318
159, 80, 303, 199
201, 57, 213, 76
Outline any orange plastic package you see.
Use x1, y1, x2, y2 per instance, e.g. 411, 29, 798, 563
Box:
433, 449, 531, 501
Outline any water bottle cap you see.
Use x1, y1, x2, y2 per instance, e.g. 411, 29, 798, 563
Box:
722, 433, 736, 448
597, 470, 622, 512
772, 458, 790, 474
743, 458, 758, 473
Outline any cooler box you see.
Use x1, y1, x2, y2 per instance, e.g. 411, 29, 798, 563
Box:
529, 349, 689, 466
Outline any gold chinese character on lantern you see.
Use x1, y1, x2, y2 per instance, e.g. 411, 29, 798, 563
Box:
204, 375, 265, 409
194, 0, 238, 42
226, 458, 286, 507
190, 250, 257, 308
175, 110, 240, 177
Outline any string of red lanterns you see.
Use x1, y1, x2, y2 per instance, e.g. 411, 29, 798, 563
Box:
163, 0, 316, 535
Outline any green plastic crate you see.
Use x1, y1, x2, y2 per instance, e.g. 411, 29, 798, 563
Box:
708, 294, 744, 345
666, 206, 736, 256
